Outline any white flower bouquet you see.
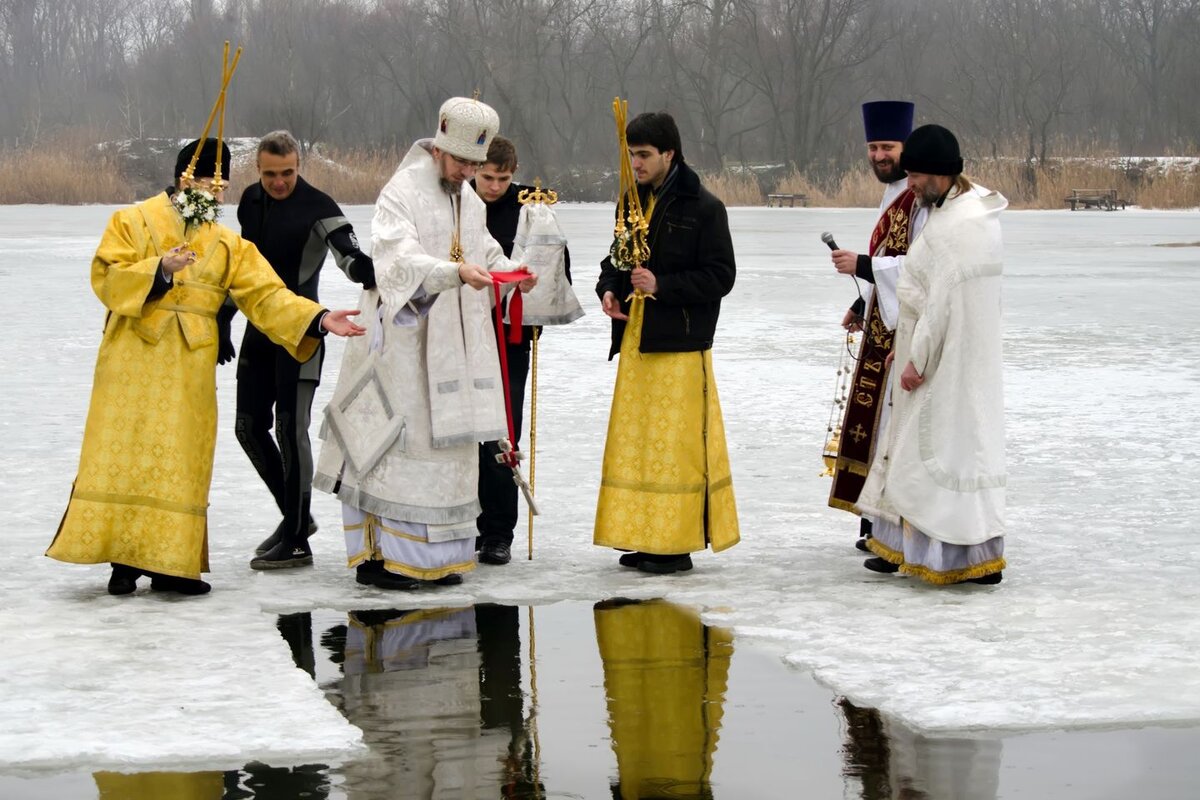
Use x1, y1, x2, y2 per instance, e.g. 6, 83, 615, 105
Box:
172, 186, 220, 228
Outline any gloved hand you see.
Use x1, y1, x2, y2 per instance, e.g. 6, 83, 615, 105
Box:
352, 254, 377, 290
216, 304, 237, 365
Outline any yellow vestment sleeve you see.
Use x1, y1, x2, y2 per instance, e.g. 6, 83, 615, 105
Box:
225, 234, 323, 362
90, 208, 164, 319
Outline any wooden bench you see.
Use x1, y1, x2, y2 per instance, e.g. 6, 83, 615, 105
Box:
1064, 188, 1125, 211
766, 193, 808, 208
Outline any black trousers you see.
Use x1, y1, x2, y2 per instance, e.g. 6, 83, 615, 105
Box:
234, 327, 322, 541
477, 334, 531, 546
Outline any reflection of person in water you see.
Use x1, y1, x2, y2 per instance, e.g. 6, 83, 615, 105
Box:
838, 697, 893, 800
594, 598, 733, 800
476, 604, 546, 798
310, 606, 543, 797
836, 697, 1002, 800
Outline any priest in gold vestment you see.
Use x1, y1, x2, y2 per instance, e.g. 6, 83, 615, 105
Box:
46, 139, 365, 595
594, 112, 739, 574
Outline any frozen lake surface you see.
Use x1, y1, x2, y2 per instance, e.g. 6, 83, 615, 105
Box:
0, 202, 1197, 784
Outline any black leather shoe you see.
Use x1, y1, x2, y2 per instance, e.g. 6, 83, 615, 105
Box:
355, 560, 385, 585
255, 519, 318, 556
250, 538, 314, 570
863, 557, 900, 574
855, 537, 870, 552
636, 554, 694, 575
107, 563, 141, 596
431, 573, 464, 586
149, 574, 211, 595
356, 563, 420, 591
965, 571, 1003, 585
618, 552, 644, 568
478, 541, 512, 566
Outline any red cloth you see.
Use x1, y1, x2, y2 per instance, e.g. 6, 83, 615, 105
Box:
490, 270, 534, 466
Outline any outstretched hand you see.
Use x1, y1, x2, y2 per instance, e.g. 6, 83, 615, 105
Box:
321, 309, 366, 337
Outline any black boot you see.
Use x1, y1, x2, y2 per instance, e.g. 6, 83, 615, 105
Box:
250, 536, 314, 570
863, 557, 899, 574
254, 518, 318, 556
856, 517, 873, 551
107, 563, 141, 596
636, 554, 694, 574
149, 573, 212, 595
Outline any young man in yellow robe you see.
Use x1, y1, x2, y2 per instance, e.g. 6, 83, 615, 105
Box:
594, 112, 739, 574
46, 138, 365, 596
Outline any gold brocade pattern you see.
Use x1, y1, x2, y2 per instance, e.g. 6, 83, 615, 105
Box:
881, 203, 911, 254
593, 295, 740, 554
46, 193, 324, 578
595, 600, 731, 799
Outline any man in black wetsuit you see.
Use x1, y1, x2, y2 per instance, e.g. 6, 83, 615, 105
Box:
471, 136, 570, 566
222, 130, 376, 570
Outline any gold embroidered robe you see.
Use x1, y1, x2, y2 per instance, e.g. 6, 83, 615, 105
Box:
46, 193, 324, 579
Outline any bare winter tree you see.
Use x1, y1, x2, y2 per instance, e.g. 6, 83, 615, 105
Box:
2, 0, 1199, 179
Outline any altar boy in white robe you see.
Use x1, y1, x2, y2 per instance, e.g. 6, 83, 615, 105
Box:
855, 124, 1008, 586
314, 97, 535, 590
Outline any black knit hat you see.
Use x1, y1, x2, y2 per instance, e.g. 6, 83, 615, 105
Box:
899, 124, 963, 176
174, 138, 233, 182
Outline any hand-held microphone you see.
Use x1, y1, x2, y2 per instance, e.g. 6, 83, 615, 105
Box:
821, 232, 838, 251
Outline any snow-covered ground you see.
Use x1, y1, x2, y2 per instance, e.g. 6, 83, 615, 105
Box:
0, 202, 1197, 774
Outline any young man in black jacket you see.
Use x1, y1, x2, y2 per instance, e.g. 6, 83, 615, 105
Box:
471, 136, 571, 566
594, 112, 740, 574
224, 130, 376, 570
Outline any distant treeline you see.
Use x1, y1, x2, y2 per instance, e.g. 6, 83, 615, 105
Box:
2, 0, 1200, 184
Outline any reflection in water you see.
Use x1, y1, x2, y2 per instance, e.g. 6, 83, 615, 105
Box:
79, 604, 1010, 800
838, 698, 1002, 800
321, 606, 543, 798
94, 771, 226, 799
594, 598, 732, 800
840, 698, 893, 800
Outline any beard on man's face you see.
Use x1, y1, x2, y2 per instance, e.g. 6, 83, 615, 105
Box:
440, 177, 462, 194
917, 183, 944, 205
872, 159, 906, 184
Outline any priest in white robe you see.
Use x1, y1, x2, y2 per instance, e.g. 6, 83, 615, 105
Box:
855, 124, 1008, 586
314, 97, 534, 590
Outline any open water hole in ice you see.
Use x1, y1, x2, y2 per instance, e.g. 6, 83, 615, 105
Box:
2, 600, 1197, 800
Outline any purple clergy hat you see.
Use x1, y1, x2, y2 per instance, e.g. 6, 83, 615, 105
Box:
862, 101, 915, 143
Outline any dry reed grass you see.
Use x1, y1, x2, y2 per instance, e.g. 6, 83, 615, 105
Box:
968, 159, 1200, 209
0, 145, 135, 204
702, 170, 765, 206
774, 171, 830, 205
2, 138, 1196, 209
1130, 166, 1200, 209
230, 147, 400, 205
